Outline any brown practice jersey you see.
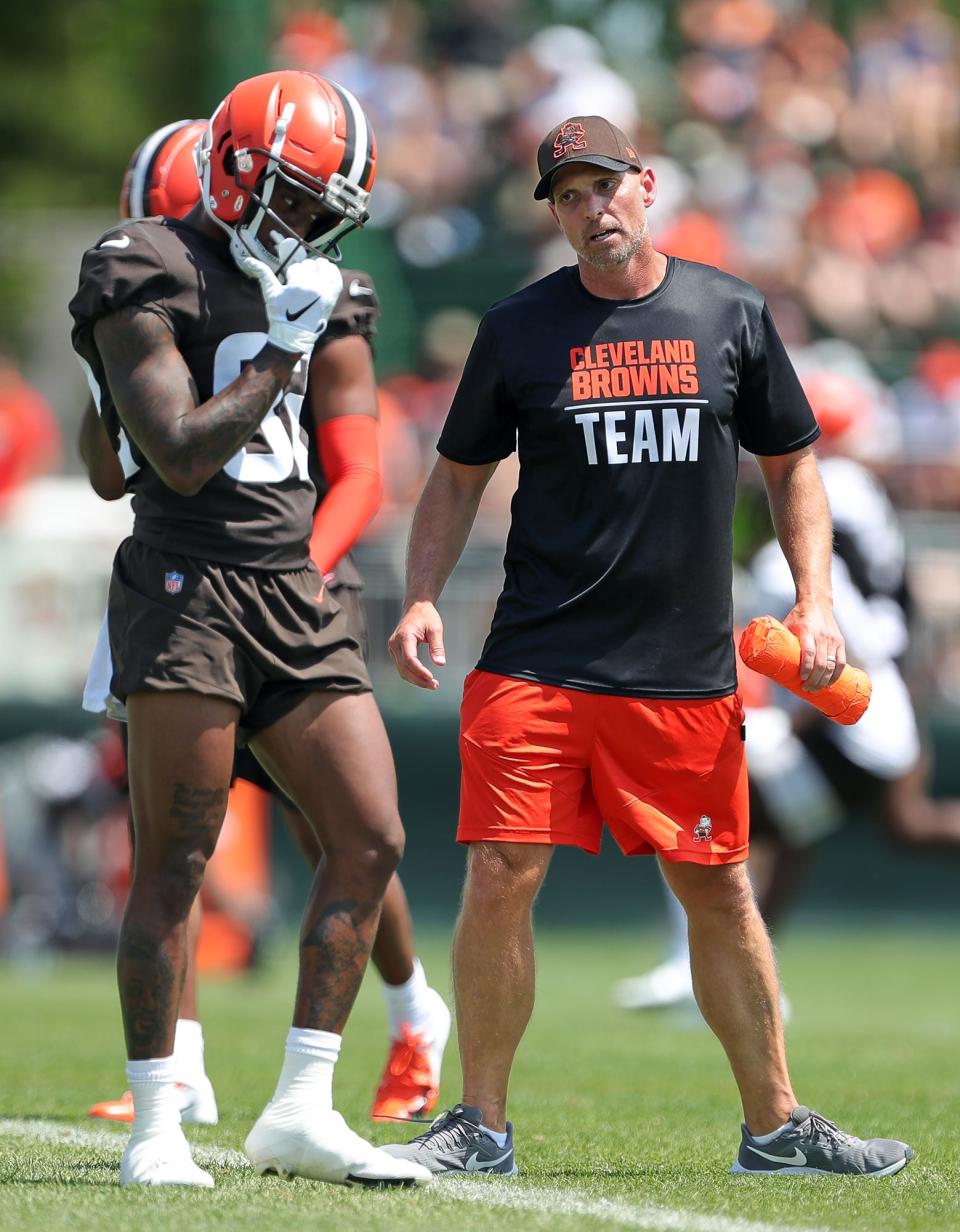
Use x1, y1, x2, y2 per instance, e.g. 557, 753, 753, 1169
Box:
72, 216, 335, 569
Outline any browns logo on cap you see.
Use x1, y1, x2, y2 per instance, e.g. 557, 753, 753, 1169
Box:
534, 115, 643, 201
553, 120, 588, 159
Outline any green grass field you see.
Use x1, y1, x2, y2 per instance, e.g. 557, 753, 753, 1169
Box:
1, 926, 957, 1232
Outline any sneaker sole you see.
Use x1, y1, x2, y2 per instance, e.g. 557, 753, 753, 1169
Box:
429, 1163, 519, 1178
345, 1174, 423, 1189
730, 1157, 910, 1177
251, 1158, 425, 1188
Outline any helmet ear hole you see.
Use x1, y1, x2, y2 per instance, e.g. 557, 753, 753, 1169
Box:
222, 146, 236, 176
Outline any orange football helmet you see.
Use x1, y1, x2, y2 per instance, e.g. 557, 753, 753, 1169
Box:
120, 119, 205, 221
196, 70, 376, 270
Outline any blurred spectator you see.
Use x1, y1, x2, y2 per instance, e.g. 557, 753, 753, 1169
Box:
505, 25, 638, 157
426, 0, 520, 69
0, 360, 61, 514
259, 0, 960, 524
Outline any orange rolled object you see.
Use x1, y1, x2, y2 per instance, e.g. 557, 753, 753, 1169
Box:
738, 616, 871, 725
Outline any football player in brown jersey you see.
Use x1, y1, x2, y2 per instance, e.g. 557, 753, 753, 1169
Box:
70, 72, 432, 1189
82, 118, 449, 1137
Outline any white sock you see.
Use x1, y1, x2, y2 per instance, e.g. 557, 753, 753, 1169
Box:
382, 958, 433, 1039
481, 1124, 508, 1147
127, 1056, 181, 1139
750, 1119, 793, 1144
173, 1018, 206, 1086
663, 879, 690, 966
270, 1028, 341, 1112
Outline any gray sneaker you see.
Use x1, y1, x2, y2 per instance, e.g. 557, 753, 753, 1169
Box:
380, 1104, 517, 1176
731, 1106, 913, 1176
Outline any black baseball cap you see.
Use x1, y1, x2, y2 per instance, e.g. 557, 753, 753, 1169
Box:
534, 115, 643, 201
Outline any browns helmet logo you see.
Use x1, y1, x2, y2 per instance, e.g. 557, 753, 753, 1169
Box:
553, 121, 588, 160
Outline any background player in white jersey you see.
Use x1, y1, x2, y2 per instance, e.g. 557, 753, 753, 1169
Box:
616, 374, 960, 1011
382, 115, 912, 1178
81, 119, 449, 1131
70, 71, 431, 1189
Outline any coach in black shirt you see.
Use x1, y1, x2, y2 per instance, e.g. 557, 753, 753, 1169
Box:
385, 116, 912, 1178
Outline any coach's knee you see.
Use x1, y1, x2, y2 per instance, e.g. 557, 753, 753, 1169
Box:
668, 861, 755, 922
464, 842, 551, 914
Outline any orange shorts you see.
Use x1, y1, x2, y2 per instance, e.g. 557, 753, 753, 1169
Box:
457, 670, 749, 864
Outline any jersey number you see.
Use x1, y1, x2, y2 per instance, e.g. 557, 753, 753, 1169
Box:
214, 333, 310, 484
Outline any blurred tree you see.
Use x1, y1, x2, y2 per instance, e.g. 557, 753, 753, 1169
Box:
0, 0, 269, 210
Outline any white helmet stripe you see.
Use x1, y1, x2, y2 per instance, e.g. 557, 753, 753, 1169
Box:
335, 82, 370, 185
243, 101, 296, 253
197, 103, 224, 213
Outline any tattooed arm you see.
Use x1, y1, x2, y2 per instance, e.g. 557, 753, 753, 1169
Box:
93, 307, 298, 496
78, 396, 126, 500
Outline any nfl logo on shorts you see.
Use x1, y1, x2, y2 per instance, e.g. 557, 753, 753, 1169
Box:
164, 570, 184, 595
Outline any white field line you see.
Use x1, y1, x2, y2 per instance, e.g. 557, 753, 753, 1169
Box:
0, 1118, 832, 1232
439, 1178, 833, 1232
0, 1118, 247, 1171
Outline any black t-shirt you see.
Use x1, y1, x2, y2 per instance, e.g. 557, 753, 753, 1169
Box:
70, 218, 370, 571
438, 258, 819, 698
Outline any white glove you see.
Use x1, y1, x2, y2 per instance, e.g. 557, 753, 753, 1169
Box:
233, 232, 343, 356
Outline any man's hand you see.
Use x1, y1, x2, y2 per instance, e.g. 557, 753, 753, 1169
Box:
233, 233, 343, 357
783, 599, 846, 691
388, 601, 446, 690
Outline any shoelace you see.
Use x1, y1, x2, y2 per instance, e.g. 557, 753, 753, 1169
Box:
409, 1109, 477, 1151
805, 1112, 861, 1148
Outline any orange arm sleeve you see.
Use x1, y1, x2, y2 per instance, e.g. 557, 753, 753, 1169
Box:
309, 414, 382, 576
738, 616, 872, 725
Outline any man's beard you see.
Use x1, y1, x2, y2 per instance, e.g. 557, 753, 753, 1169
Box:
577, 221, 647, 271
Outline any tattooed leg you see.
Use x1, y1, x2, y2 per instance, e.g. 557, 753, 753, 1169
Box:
295, 892, 383, 1032
121, 691, 240, 1058
251, 691, 404, 1032
278, 801, 416, 988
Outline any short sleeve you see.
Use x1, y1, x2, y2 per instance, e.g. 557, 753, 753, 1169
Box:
324, 268, 379, 348
69, 224, 177, 372
734, 302, 820, 456
437, 315, 516, 463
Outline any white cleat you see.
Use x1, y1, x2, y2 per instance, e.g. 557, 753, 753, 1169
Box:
614, 959, 792, 1025
120, 1129, 214, 1188
613, 957, 695, 1010
178, 1076, 219, 1125
245, 1106, 432, 1188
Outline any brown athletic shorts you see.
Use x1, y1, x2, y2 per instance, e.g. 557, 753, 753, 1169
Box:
107, 538, 370, 735
232, 584, 368, 793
